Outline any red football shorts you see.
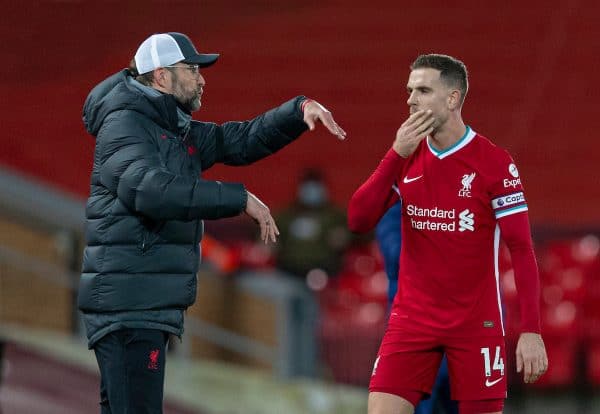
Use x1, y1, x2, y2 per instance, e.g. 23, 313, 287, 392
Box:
369, 329, 507, 405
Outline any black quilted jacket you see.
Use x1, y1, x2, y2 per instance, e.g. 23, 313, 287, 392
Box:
78, 69, 307, 346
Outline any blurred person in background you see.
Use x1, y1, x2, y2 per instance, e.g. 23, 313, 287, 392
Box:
77, 32, 346, 413
375, 201, 402, 306
376, 201, 457, 414
348, 54, 547, 414
0, 339, 4, 384
0, 339, 3, 413
275, 168, 350, 282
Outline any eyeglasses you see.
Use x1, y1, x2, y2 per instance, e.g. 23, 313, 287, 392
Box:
164, 64, 200, 76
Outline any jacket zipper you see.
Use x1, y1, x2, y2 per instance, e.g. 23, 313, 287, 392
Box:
141, 222, 165, 253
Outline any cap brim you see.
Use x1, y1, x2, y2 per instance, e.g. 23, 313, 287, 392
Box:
184, 53, 219, 68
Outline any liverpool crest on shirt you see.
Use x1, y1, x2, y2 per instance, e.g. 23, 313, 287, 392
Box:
458, 172, 476, 197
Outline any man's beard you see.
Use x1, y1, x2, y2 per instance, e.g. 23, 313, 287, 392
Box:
177, 92, 200, 112
173, 86, 200, 112
171, 73, 201, 112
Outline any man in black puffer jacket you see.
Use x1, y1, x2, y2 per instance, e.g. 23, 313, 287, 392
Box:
78, 32, 346, 414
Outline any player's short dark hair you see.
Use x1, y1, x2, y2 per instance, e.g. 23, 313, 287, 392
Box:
411, 54, 469, 106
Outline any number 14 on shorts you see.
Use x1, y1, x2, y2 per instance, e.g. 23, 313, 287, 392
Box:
481, 346, 505, 377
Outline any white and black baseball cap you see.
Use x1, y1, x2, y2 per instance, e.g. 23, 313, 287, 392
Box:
134, 32, 219, 75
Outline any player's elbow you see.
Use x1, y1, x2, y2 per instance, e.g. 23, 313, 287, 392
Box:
502, 225, 529, 247
347, 207, 375, 233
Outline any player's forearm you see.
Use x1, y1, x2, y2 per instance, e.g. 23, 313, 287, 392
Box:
348, 148, 405, 233
511, 246, 541, 333
500, 213, 541, 333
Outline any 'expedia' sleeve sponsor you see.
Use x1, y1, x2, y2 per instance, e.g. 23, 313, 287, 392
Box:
489, 151, 528, 219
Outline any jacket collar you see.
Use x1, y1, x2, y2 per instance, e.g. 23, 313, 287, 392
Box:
128, 76, 191, 136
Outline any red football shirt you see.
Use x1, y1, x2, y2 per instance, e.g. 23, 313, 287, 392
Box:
348, 126, 540, 337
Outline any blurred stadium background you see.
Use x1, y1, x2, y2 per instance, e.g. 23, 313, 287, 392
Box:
1, 0, 599, 413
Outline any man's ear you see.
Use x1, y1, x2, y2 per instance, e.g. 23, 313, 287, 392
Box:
448, 89, 461, 110
153, 68, 169, 89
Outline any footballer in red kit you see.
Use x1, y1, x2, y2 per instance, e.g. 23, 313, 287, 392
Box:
348, 54, 548, 414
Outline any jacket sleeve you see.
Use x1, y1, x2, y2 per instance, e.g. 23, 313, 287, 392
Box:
190, 96, 308, 170
97, 116, 247, 221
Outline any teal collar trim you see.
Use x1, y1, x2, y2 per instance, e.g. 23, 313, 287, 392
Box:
427, 126, 475, 159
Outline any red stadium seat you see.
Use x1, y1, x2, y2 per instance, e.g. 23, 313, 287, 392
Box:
540, 237, 599, 275
318, 302, 386, 386
540, 300, 580, 338
532, 339, 577, 388
582, 278, 600, 341
586, 341, 600, 385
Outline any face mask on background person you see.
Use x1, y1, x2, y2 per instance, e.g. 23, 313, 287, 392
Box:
298, 181, 328, 207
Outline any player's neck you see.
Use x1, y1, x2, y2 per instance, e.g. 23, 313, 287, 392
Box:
429, 120, 467, 152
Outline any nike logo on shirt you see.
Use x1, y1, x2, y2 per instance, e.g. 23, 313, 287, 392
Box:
403, 175, 423, 184
485, 377, 503, 387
